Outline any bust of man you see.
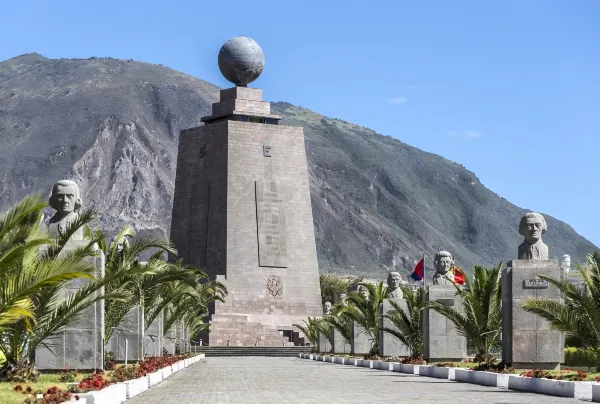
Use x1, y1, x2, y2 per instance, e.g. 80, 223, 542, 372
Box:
323, 301, 332, 315
518, 212, 549, 260
356, 285, 370, 300
339, 293, 348, 306
387, 271, 403, 299
47, 180, 83, 240
432, 250, 456, 285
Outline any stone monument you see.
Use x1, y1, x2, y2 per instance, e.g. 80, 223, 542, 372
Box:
47, 180, 84, 240
423, 251, 467, 362
432, 250, 455, 285
36, 180, 105, 370
169, 36, 322, 346
386, 271, 404, 299
502, 212, 563, 369
323, 301, 332, 315
379, 273, 410, 357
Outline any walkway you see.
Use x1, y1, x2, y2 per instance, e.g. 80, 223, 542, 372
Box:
127, 357, 581, 403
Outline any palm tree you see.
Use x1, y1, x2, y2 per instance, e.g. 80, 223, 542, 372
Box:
339, 281, 387, 355
292, 317, 321, 351
0, 194, 128, 371
425, 263, 502, 363
522, 252, 600, 361
380, 285, 424, 358
322, 305, 353, 351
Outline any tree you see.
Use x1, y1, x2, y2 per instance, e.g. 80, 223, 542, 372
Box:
293, 317, 321, 352
338, 281, 387, 355
0, 194, 127, 374
425, 263, 502, 363
380, 285, 424, 358
522, 252, 600, 362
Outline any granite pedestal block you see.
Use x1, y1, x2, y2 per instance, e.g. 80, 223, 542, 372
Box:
351, 322, 371, 355
165, 327, 177, 355
144, 310, 163, 357
170, 86, 323, 346
501, 260, 564, 369
107, 305, 144, 361
423, 285, 467, 362
379, 300, 411, 357
318, 330, 332, 353
332, 328, 351, 354
35, 241, 105, 370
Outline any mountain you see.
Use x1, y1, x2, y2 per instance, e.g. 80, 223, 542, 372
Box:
0, 53, 596, 278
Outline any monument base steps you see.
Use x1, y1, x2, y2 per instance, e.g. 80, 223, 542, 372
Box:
210, 314, 291, 346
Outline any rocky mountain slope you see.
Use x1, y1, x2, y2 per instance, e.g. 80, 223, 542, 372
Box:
0, 53, 596, 277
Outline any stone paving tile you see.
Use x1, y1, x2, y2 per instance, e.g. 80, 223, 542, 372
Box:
127, 357, 582, 403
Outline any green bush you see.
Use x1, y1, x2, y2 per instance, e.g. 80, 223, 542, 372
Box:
564, 347, 599, 368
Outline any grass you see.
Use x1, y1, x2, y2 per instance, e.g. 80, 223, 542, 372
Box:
0, 373, 90, 404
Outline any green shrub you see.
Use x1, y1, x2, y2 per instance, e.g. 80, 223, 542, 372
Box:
564, 347, 599, 368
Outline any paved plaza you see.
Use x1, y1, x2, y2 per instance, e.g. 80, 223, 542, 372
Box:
127, 357, 581, 403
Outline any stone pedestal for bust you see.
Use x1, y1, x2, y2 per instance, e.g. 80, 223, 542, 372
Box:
423, 285, 467, 362
379, 300, 410, 357
169, 86, 322, 346
501, 260, 564, 369
165, 327, 177, 355
144, 311, 163, 357
35, 241, 105, 370
107, 306, 144, 361
318, 330, 332, 353
332, 328, 351, 354
351, 322, 371, 355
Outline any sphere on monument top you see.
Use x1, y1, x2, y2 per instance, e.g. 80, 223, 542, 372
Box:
218, 36, 265, 86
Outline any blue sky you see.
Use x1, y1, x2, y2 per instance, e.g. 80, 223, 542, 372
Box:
1, 0, 599, 248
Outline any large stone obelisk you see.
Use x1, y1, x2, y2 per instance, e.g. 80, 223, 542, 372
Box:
170, 36, 323, 346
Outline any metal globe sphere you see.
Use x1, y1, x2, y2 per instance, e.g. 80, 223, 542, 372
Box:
218, 36, 265, 86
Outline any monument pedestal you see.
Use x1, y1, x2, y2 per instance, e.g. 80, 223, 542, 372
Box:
423, 285, 466, 362
144, 310, 163, 357
318, 329, 332, 353
170, 86, 323, 346
351, 322, 371, 355
107, 305, 144, 361
501, 260, 564, 369
332, 328, 351, 354
35, 241, 105, 370
379, 300, 410, 357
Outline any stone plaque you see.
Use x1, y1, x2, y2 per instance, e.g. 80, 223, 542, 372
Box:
436, 298, 455, 307
255, 181, 287, 267
523, 279, 549, 289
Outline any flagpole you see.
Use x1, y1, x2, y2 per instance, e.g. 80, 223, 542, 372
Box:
422, 252, 426, 288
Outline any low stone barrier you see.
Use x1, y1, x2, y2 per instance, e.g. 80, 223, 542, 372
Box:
73, 354, 205, 404
297, 354, 600, 402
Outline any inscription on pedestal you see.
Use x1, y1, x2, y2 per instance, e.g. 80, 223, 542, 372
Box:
436, 298, 455, 307
255, 181, 287, 268
523, 279, 549, 289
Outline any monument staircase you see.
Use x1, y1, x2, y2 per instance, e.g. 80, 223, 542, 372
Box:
195, 346, 312, 357
209, 314, 307, 347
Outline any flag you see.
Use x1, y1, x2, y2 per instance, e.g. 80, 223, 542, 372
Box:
410, 258, 424, 281
452, 266, 465, 285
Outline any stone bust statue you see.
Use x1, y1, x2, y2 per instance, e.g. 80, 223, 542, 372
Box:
518, 212, 549, 260
356, 284, 370, 300
339, 293, 348, 306
47, 180, 83, 240
387, 271, 403, 299
323, 301, 332, 315
432, 250, 456, 285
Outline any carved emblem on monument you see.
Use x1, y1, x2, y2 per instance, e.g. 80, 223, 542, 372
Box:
518, 212, 549, 260
266, 275, 283, 298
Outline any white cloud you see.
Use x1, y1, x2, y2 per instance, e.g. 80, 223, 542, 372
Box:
448, 130, 482, 139
388, 97, 408, 104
